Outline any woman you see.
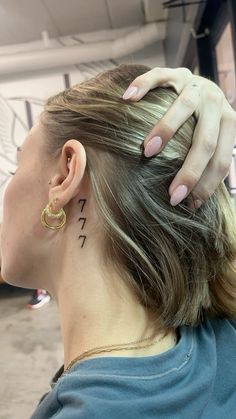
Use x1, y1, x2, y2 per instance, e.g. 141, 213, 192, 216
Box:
1, 64, 236, 418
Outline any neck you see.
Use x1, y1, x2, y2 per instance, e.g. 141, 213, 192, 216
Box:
49, 215, 176, 371
56, 273, 160, 370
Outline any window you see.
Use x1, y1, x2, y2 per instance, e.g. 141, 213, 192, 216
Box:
215, 22, 236, 203
215, 22, 236, 109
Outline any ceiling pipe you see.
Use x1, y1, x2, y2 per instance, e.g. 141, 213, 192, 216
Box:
0, 22, 165, 76
41, 30, 51, 48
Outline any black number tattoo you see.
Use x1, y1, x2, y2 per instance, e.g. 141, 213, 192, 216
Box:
78, 198, 87, 248
78, 198, 86, 212
78, 217, 86, 230
78, 235, 86, 248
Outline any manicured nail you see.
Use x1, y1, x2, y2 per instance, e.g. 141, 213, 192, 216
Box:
170, 185, 188, 206
144, 136, 163, 157
194, 199, 203, 210
122, 86, 138, 100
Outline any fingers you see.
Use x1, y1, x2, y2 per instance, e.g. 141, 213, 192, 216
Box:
122, 66, 236, 209
143, 82, 201, 151
186, 114, 236, 207
169, 103, 236, 208
122, 67, 192, 100
168, 100, 223, 206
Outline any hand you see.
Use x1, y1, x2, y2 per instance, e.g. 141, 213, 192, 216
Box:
122, 67, 236, 209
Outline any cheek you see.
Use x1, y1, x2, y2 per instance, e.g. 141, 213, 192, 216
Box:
1, 176, 27, 253
0, 172, 46, 279
2, 171, 43, 242
0, 177, 25, 278
3, 175, 28, 222
2, 177, 19, 226
2, 168, 48, 241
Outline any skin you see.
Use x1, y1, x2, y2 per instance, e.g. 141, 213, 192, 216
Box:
123, 68, 236, 208
1, 67, 236, 371
0, 119, 177, 371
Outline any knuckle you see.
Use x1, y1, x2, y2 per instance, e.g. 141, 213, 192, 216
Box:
131, 72, 151, 88
202, 137, 215, 155
179, 93, 197, 109
179, 67, 192, 79
192, 184, 211, 202
152, 67, 162, 76
131, 74, 145, 88
203, 187, 213, 200
157, 120, 175, 138
184, 168, 201, 186
136, 67, 161, 82
207, 90, 223, 106
217, 158, 232, 175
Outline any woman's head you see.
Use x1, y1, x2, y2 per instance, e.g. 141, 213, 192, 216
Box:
1, 64, 236, 335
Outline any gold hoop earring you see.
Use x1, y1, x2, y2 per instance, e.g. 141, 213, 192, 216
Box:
41, 201, 66, 230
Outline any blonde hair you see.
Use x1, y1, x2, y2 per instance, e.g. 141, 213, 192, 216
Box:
41, 64, 236, 336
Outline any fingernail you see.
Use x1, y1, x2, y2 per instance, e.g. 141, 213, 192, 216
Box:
122, 86, 138, 100
170, 185, 188, 206
194, 199, 203, 210
144, 136, 163, 157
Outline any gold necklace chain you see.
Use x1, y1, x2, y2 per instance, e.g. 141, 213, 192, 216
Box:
62, 331, 168, 377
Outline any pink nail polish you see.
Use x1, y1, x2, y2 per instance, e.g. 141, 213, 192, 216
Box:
144, 136, 163, 157
170, 185, 188, 206
122, 86, 138, 100
194, 199, 202, 210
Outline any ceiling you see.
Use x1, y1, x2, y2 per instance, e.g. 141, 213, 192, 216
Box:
0, 0, 168, 47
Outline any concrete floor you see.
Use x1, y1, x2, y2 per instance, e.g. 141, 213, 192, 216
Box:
0, 284, 63, 419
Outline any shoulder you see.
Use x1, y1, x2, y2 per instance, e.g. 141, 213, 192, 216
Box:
206, 315, 236, 334
203, 315, 236, 355
54, 371, 117, 419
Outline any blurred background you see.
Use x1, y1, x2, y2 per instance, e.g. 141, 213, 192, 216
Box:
0, 0, 236, 417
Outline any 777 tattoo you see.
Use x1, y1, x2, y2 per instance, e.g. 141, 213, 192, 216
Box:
78, 198, 87, 248
78, 198, 86, 212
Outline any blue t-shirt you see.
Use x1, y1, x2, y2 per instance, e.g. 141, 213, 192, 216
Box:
30, 315, 236, 419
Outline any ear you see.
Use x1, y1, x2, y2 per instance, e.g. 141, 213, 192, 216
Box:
48, 140, 87, 212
